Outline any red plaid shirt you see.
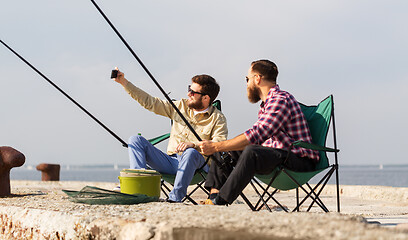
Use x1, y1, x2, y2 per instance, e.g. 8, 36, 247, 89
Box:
244, 85, 320, 161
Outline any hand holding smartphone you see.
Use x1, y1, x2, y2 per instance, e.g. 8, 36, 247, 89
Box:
111, 69, 118, 79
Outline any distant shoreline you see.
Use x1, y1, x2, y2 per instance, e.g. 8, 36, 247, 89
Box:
13, 163, 408, 169
10, 164, 408, 188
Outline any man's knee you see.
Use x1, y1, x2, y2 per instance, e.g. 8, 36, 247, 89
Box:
240, 145, 259, 160
182, 147, 200, 156
180, 148, 202, 164
128, 135, 146, 145
235, 145, 265, 171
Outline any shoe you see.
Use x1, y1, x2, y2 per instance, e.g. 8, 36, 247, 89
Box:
159, 198, 180, 203
112, 185, 120, 192
213, 196, 228, 205
200, 192, 219, 204
201, 199, 215, 205
209, 193, 218, 200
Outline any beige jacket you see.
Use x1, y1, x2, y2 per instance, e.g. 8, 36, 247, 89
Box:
124, 82, 228, 158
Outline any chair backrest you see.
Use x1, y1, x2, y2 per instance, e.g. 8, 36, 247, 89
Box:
299, 95, 333, 170
212, 99, 221, 111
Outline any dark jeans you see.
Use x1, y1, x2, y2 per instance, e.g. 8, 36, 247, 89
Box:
205, 145, 316, 204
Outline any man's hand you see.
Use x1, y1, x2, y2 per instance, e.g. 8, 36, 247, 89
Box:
198, 140, 217, 155
176, 142, 195, 152
113, 67, 128, 86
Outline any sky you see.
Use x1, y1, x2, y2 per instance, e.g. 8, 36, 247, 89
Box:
1, 0, 407, 167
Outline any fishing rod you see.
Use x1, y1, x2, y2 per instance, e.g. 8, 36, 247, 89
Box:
89, 1, 255, 206
89, 0, 204, 143
0, 39, 128, 148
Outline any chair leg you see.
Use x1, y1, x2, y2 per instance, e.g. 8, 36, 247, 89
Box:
304, 167, 335, 212
261, 188, 287, 212
296, 188, 299, 212
305, 183, 329, 212
183, 194, 198, 205
250, 178, 287, 212
293, 168, 334, 212
335, 164, 341, 212
251, 178, 269, 209
239, 192, 256, 210
252, 172, 282, 210
160, 180, 171, 199
249, 180, 271, 211
161, 170, 209, 204
282, 169, 328, 212
182, 179, 208, 205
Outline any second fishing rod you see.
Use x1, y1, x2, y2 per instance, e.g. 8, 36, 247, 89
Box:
89, 0, 204, 144
0, 39, 128, 148
88, 2, 256, 209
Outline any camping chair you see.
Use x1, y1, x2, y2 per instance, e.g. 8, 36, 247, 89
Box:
147, 100, 222, 204
247, 95, 340, 212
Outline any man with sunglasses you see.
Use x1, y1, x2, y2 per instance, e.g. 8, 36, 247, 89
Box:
113, 68, 228, 203
198, 60, 319, 205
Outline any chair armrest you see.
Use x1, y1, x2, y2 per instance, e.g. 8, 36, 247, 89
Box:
148, 133, 171, 145
293, 140, 339, 153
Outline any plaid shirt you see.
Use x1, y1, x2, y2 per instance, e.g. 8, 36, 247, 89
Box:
244, 85, 320, 161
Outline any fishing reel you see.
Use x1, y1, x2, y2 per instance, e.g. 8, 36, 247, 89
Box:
213, 151, 238, 175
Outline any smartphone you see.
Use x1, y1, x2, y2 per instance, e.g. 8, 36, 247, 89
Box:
111, 70, 118, 79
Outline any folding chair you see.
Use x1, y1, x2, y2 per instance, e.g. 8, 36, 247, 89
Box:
247, 95, 340, 212
147, 100, 222, 204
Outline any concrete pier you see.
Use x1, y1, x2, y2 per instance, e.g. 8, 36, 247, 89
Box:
0, 180, 407, 239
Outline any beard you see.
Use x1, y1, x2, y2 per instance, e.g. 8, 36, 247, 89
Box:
247, 84, 261, 103
187, 97, 205, 110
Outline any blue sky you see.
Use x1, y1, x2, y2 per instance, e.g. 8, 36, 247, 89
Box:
1, 0, 407, 166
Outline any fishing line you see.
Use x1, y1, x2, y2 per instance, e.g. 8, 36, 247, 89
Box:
0, 39, 128, 148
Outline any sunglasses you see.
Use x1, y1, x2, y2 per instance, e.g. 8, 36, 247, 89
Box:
246, 74, 262, 83
188, 85, 207, 96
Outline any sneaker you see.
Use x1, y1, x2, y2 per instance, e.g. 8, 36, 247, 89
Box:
208, 196, 228, 206
112, 185, 120, 192
165, 199, 179, 203
208, 193, 219, 201
158, 198, 180, 203
201, 199, 215, 205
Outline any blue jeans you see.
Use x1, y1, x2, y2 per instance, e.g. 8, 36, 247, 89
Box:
128, 135, 208, 202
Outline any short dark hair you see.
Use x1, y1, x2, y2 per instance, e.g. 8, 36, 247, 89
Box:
192, 74, 220, 104
251, 60, 279, 82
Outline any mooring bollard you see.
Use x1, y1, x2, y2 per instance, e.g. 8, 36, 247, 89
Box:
36, 163, 61, 181
0, 146, 25, 197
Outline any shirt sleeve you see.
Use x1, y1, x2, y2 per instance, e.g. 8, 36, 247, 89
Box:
190, 112, 228, 150
209, 114, 228, 143
244, 97, 290, 145
124, 81, 175, 118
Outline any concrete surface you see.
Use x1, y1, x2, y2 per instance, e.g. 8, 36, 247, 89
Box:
0, 180, 407, 240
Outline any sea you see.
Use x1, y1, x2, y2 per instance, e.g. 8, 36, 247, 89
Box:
9, 164, 408, 188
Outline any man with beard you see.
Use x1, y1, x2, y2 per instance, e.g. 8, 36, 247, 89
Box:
113, 68, 228, 203
198, 60, 319, 205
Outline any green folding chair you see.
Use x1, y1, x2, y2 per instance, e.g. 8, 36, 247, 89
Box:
147, 100, 222, 204
247, 95, 340, 212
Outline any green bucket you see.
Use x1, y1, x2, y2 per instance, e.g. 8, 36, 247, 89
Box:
118, 169, 161, 197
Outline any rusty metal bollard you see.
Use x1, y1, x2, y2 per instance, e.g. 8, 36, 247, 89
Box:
36, 163, 61, 181
0, 146, 25, 197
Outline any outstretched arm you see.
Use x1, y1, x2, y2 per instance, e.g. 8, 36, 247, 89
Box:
113, 68, 176, 118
